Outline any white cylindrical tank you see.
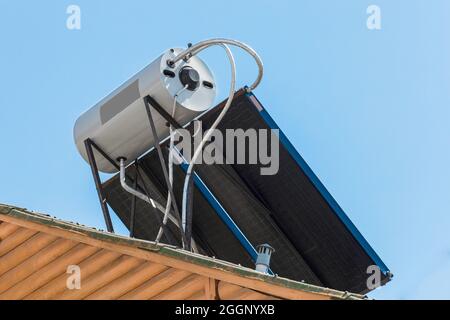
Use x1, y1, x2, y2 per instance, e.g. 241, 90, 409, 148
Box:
74, 48, 216, 173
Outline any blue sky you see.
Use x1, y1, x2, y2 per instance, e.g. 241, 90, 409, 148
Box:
1, 1, 449, 299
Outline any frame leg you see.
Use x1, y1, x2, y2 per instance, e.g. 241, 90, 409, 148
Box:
84, 139, 114, 233
144, 96, 188, 248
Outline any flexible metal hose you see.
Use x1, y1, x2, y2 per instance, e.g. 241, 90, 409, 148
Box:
155, 85, 188, 244
168, 38, 263, 92
181, 43, 237, 236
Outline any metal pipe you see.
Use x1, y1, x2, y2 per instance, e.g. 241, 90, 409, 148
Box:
119, 158, 200, 252
119, 158, 180, 228
129, 160, 139, 238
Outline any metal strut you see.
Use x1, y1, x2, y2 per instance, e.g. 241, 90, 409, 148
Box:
84, 139, 114, 233
143, 95, 189, 249
85, 97, 190, 248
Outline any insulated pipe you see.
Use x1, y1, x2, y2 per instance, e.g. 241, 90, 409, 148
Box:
156, 85, 189, 244
120, 158, 200, 252
168, 38, 263, 92
181, 44, 237, 236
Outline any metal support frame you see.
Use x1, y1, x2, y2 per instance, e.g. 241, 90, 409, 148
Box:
85, 137, 176, 242
84, 139, 114, 233
145, 96, 183, 130
84, 94, 188, 246
84, 95, 202, 250
143, 96, 194, 250
143, 95, 189, 249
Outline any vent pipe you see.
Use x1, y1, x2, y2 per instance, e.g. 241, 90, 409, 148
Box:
255, 244, 275, 274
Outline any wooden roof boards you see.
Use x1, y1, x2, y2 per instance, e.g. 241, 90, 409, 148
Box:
0, 204, 364, 300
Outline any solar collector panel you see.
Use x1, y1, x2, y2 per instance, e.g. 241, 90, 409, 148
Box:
102, 89, 390, 293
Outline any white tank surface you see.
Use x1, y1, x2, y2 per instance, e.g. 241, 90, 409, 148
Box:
74, 48, 216, 173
